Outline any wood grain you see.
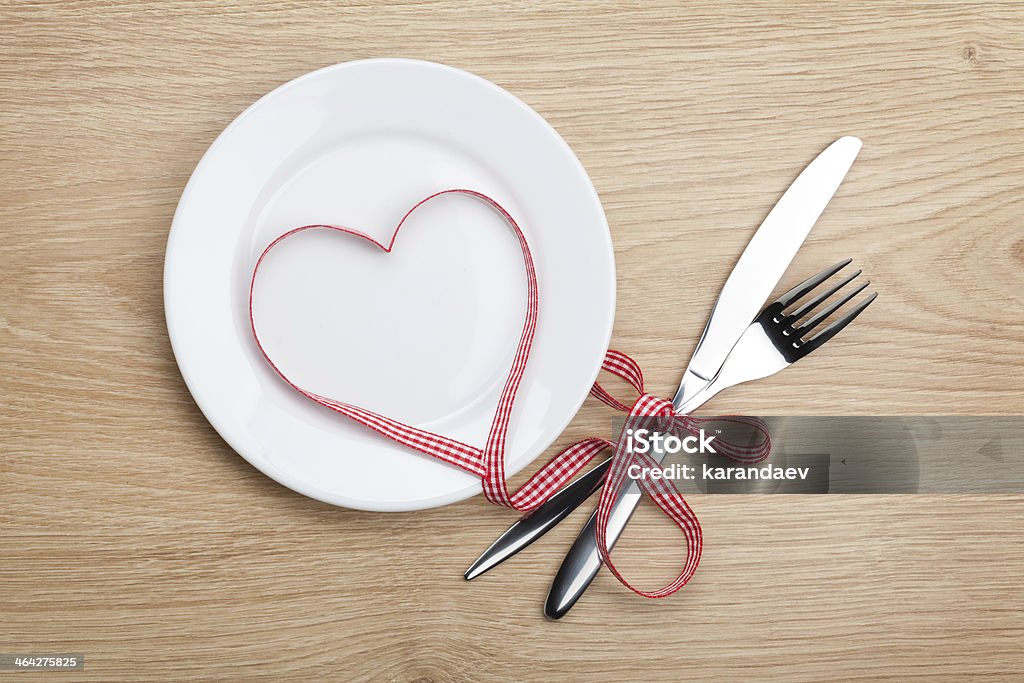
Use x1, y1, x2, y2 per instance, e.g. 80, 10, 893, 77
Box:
2, 1, 1023, 680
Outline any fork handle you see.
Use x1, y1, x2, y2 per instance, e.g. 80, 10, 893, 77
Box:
544, 481, 643, 619
543, 379, 729, 619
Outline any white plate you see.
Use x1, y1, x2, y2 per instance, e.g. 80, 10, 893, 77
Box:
164, 59, 615, 511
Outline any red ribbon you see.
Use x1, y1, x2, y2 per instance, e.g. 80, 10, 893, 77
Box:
249, 189, 770, 598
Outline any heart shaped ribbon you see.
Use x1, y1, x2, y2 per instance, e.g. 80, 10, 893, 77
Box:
249, 189, 769, 598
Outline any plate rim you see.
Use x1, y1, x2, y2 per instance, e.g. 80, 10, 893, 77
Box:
164, 58, 616, 511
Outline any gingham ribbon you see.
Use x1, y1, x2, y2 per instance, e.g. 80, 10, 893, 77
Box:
249, 189, 770, 598
587, 350, 770, 596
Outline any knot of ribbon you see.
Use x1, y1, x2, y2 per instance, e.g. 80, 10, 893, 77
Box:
249, 189, 770, 598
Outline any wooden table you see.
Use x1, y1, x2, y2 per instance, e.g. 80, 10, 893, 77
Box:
3, 2, 1023, 680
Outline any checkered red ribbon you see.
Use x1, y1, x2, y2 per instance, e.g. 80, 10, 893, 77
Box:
249, 189, 770, 598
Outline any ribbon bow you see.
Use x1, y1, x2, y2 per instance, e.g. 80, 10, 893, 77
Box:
250, 189, 769, 598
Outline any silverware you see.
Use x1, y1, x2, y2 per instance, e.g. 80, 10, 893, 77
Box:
673, 136, 863, 408
465, 137, 862, 584
464, 459, 611, 580
545, 260, 877, 619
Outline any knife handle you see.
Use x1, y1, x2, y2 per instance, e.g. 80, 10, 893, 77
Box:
506, 456, 611, 541
464, 458, 611, 580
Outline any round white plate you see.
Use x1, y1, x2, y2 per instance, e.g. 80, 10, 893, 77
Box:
164, 59, 615, 511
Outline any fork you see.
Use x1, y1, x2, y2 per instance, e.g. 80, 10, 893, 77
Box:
668, 257, 875, 410
541, 258, 877, 618
465, 260, 876, 614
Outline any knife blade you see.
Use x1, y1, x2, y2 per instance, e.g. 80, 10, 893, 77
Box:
673, 135, 862, 406
544, 136, 862, 619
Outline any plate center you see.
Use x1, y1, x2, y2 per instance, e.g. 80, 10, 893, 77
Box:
249, 132, 526, 426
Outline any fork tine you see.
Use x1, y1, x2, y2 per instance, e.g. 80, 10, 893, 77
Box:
795, 280, 871, 334
775, 259, 852, 308
789, 269, 862, 319
797, 292, 878, 355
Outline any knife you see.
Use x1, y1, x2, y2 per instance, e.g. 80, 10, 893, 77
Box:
467, 137, 864, 588
674, 136, 864, 406
464, 459, 611, 580
543, 135, 862, 618
465, 138, 863, 588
